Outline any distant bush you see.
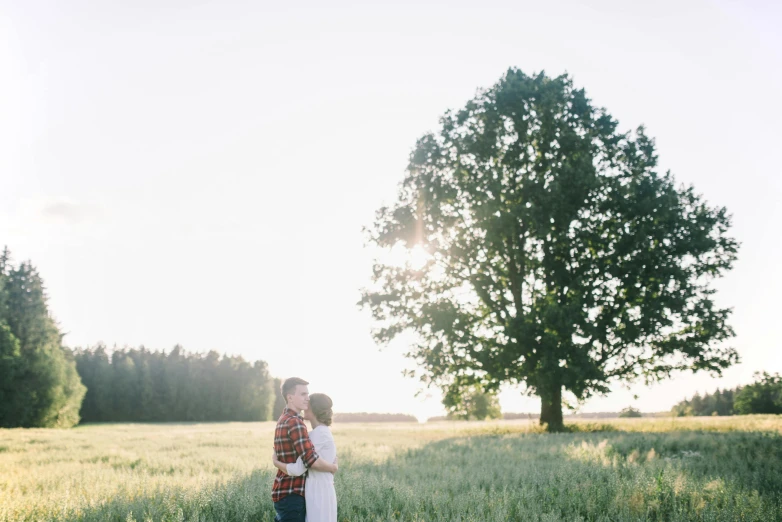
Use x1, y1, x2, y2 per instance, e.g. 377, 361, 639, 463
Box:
503, 412, 540, 420
443, 384, 502, 421
619, 406, 642, 418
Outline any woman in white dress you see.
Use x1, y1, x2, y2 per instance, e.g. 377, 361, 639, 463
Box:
272, 393, 338, 522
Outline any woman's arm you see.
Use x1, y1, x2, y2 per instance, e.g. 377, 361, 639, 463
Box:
272, 451, 306, 476
310, 457, 337, 474
272, 451, 335, 475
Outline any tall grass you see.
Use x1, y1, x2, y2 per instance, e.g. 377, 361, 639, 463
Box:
1, 416, 780, 521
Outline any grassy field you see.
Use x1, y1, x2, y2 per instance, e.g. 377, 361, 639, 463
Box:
1, 416, 781, 521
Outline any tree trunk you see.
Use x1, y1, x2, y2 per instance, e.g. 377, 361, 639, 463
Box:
539, 383, 564, 432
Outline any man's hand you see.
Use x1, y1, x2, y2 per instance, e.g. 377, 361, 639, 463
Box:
271, 447, 291, 475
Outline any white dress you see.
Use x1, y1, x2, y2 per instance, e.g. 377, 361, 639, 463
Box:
286, 425, 337, 522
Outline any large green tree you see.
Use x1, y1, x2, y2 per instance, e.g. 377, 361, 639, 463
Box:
0, 247, 86, 428
361, 69, 738, 431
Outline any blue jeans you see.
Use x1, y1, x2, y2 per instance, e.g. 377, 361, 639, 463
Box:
274, 493, 306, 522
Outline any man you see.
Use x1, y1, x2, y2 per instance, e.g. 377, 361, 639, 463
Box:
272, 377, 337, 522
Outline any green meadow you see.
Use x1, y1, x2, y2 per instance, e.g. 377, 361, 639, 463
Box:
2, 416, 781, 521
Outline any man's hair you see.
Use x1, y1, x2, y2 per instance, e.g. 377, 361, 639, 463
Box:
281, 377, 309, 401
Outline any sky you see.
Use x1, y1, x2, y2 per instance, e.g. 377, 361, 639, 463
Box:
2, 0, 781, 421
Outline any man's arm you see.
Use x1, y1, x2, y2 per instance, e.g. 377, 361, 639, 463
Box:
288, 419, 337, 473
272, 451, 307, 476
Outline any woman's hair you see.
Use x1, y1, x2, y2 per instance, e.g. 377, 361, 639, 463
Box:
309, 393, 333, 426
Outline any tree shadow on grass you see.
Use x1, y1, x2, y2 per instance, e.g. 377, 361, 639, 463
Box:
335, 429, 782, 522
61, 429, 782, 522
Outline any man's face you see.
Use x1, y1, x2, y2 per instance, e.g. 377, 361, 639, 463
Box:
289, 385, 310, 413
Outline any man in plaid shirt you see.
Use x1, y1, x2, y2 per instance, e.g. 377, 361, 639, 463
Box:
272, 377, 338, 522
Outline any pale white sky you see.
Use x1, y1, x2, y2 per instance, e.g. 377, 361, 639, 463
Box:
2, 0, 780, 420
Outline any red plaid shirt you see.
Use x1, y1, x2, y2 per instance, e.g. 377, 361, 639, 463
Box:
272, 407, 320, 502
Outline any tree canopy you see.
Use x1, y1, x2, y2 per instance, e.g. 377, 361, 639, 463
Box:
361, 69, 738, 431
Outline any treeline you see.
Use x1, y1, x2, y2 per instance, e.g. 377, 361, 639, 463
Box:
74, 345, 275, 423
672, 373, 782, 416
431, 412, 638, 421
672, 387, 739, 416
0, 249, 86, 428
0, 246, 279, 428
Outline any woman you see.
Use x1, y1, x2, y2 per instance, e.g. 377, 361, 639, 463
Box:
272, 393, 338, 522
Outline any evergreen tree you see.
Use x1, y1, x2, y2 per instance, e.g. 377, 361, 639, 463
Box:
0, 323, 23, 423
272, 377, 286, 419
0, 249, 85, 428
251, 360, 274, 421
136, 355, 155, 422
112, 349, 138, 421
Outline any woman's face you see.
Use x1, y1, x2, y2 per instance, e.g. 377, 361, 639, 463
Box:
302, 407, 316, 422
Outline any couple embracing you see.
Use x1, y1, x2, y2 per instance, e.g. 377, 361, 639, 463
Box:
271, 377, 339, 522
